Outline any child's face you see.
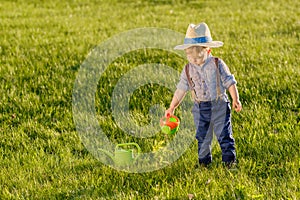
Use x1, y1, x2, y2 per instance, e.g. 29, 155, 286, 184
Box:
185, 46, 208, 66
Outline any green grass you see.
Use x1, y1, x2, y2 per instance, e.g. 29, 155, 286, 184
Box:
1, 0, 300, 199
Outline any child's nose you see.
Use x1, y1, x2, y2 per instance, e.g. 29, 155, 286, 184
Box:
187, 55, 193, 60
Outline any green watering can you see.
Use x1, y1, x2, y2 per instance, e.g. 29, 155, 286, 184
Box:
160, 114, 180, 135
99, 143, 141, 166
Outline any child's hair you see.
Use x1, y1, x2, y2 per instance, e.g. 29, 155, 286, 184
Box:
193, 46, 209, 52
193, 46, 211, 57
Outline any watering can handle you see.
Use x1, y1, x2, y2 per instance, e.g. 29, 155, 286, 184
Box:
116, 143, 141, 155
160, 115, 179, 126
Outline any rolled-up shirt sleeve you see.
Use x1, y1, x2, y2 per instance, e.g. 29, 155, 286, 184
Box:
219, 59, 237, 89
176, 67, 190, 92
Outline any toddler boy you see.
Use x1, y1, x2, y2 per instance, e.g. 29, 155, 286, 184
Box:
165, 23, 242, 167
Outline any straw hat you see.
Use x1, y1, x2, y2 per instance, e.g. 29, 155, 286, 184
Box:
174, 22, 223, 50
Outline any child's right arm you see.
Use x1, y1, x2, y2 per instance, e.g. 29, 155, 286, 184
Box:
165, 89, 186, 117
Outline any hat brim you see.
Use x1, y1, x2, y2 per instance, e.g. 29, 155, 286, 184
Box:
174, 41, 223, 50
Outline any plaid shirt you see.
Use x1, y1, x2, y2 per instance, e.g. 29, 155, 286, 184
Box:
176, 56, 237, 102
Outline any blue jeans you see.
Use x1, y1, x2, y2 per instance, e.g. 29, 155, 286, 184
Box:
192, 100, 236, 165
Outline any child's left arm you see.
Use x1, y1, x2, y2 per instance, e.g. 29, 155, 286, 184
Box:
228, 84, 242, 112
218, 59, 242, 112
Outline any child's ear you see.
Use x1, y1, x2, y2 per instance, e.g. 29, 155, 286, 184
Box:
207, 48, 211, 54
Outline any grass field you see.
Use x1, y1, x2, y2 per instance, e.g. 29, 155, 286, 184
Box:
1, 0, 300, 199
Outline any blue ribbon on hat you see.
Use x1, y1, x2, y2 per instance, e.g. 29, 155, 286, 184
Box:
184, 36, 212, 44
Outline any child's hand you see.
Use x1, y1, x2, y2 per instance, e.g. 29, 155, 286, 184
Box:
228, 85, 242, 112
232, 100, 242, 112
165, 107, 174, 117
